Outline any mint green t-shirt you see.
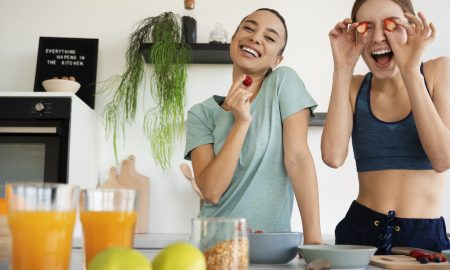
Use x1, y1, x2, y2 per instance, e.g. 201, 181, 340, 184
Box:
184, 66, 317, 232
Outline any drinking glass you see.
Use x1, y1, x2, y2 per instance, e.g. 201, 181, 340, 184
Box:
79, 188, 138, 266
191, 217, 249, 270
0, 184, 10, 266
6, 182, 79, 270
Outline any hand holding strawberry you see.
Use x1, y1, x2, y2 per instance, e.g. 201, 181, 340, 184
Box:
329, 18, 369, 71
222, 74, 254, 123
385, 12, 435, 73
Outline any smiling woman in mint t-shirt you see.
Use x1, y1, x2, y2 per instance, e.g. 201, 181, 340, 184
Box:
184, 8, 322, 245
322, 0, 450, 254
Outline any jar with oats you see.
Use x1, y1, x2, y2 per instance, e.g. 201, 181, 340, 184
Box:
191, 217, 249, 270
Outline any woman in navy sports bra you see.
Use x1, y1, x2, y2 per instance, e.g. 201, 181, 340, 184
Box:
321, 0, 450, 254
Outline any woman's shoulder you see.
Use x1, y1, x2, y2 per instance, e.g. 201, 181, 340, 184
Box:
423, 56, 450, 75
270, 66, 299, 78
265, 66, 305, 87
188, 95, 225, 118
422, 57, 450, 94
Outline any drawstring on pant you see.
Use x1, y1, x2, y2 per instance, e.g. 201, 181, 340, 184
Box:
376, 210, 395, 255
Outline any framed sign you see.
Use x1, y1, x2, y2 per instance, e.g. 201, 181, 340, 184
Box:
34, 37, 99, 109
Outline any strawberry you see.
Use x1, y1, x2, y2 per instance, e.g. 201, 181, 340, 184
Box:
409, 250, 426, 258
243, 75, 253, 87
356, 21, 369, 34
384, 18, 396, 32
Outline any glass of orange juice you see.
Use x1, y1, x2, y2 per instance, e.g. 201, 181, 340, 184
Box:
0, 184, 10, 266
6, 183, 79, 270
79, 188, 138, 267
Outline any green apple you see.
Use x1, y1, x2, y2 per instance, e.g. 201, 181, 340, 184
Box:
88, 247, 152, 270
152, 242, 206, 270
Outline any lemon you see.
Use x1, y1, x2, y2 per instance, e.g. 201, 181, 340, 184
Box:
152, 242, 206, 270
88, 247, 152, 270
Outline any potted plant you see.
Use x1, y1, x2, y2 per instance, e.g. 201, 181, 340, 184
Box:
103, 12, 191, 169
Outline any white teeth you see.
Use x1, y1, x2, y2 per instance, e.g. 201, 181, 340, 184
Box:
242, 46, 260, 57
372, 49, 392, 55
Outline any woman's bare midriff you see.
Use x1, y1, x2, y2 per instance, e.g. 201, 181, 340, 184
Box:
356, 170, 446, 218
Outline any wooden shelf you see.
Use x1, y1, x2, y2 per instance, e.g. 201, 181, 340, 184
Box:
140, 43, 231, 64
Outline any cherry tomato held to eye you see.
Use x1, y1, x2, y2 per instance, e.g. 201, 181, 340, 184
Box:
356, 21, 369, 34
384, 18, 397, 32
243, 75, 253, 87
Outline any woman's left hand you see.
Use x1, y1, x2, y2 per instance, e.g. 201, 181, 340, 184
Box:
386, 12, 435, 73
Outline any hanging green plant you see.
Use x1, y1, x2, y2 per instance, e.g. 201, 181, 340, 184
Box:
102, 12, 191, 169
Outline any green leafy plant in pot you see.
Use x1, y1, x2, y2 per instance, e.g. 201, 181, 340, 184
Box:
103, 12, 191, 169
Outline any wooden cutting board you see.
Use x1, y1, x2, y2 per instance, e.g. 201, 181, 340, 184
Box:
370, 255, 450, 269
116, 155, 150, 234
0, 216, 10, 261
98, 167, 126, 189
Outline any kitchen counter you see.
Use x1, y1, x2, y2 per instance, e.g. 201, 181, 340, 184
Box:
70, 233, 383, 270
71, 250, 383, 270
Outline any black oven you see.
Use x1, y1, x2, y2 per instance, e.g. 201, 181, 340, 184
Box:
0, 97, 71, 195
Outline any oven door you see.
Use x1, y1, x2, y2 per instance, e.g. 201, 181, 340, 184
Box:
0, 125, 68, 192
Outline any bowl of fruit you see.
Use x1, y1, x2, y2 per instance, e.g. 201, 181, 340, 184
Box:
42, 76, 81, 93
249, 230, 302, 264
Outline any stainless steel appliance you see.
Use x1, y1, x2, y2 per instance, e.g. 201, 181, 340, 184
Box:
0, 92, 99, 195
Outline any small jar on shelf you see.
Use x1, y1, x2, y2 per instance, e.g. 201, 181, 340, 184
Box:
209, 23, 228, 44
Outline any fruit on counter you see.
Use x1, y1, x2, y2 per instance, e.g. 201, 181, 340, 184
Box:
243, 75, 253, 87
88, 247, 152, 270
152, 242, 206, 270
409, 249, 447, 263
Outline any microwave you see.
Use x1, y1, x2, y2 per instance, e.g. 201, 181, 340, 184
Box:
0, 92, 99, 194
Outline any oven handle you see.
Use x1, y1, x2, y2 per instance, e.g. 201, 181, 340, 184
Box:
0, 127, 57, 134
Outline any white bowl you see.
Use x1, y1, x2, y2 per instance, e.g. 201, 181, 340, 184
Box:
42, 79, 81, 93
298, 244, 377, 269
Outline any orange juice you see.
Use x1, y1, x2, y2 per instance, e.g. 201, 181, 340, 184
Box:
0, 198, 7, 215
8, 211, 76, 270
80, 211, 137, 265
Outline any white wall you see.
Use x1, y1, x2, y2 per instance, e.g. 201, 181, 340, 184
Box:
1, 0, 449, 235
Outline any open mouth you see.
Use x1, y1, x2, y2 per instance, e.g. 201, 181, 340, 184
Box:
371, 49, 393, 67
240, 45, 261, 58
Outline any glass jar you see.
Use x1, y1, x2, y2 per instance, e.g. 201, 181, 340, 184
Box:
209, 23, 228, 44
191, 217, 249, 270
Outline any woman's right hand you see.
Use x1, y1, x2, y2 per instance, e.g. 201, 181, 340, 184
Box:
222, 74, 253, 123
329, 18, 369, 71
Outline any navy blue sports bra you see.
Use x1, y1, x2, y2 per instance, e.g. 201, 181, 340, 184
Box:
352, 67, 432, 172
